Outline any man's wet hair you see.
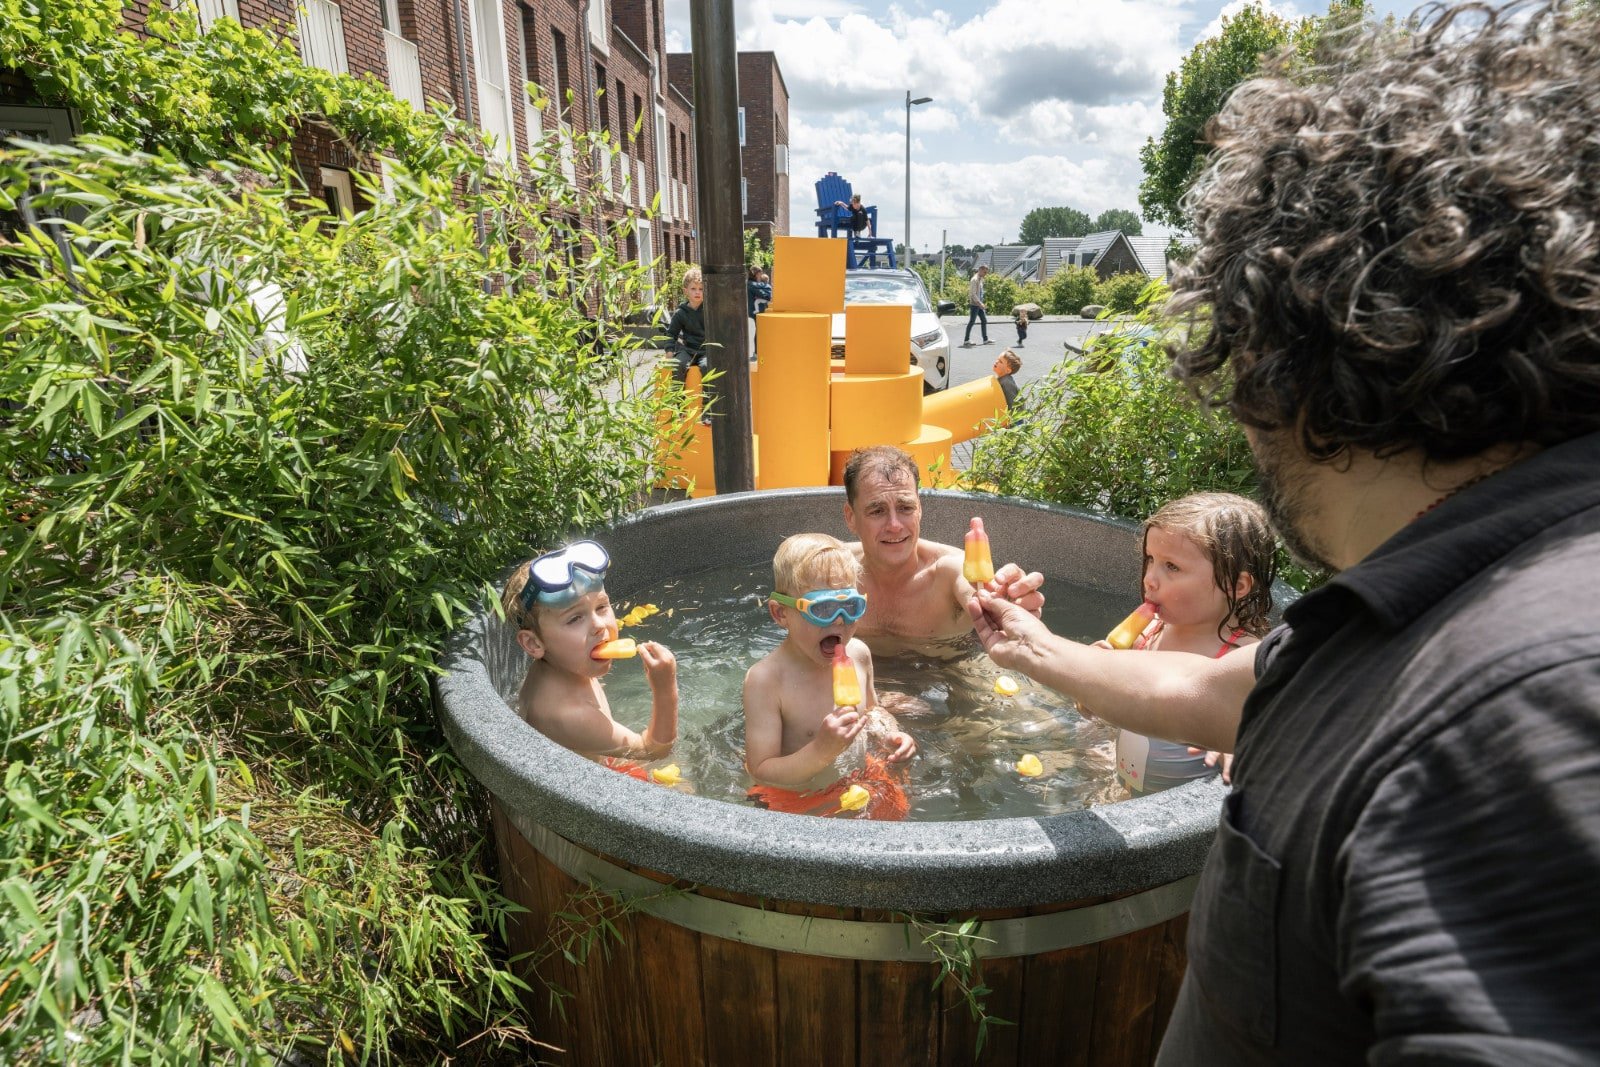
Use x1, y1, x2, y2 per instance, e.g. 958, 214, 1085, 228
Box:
1168, 0, 1600, 464
843, 446, 920, 505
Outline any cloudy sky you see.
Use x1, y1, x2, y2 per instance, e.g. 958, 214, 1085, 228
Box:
662, 0, 1408, 251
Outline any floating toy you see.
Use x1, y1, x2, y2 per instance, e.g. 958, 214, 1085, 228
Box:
837, 784, 871, 812
591, 637, 637, 660
619, 603, 660, 627
1105, 601, 1156, 650
1015, 754, 1044, 778
993, 675, 1020, 697
648, 764, 682, 786
963, 516, 995, 584
832, 644, 862, 708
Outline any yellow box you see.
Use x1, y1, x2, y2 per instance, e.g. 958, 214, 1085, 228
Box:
921, 374, 1008, 444
755, 312, 832, 488
829, 370, 923, 450
768, 236, 847, 314
844, 304, 913, 376
904, 423, 955, 480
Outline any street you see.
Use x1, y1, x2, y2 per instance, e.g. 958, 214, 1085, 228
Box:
940, 314, 1111, 393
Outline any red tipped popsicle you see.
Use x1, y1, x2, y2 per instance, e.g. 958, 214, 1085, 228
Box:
832, 644, 863, 709
1105, 601, 1156, 650
963, 517, 996, 584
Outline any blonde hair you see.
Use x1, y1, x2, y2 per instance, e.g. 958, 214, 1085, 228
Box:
501, 559, 544, 633
773, 533, 860, 596
997, 349, 1022, 373
682, 266, 703, 289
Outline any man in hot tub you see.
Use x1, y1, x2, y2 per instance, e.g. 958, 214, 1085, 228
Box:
841, 445, 1045, 657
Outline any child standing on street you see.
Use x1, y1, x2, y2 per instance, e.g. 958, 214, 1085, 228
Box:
1109, 493, 1276, 794
503, 541, 679, 763
1014, 306, 1029, 347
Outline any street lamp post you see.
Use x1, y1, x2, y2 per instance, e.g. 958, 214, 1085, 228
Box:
905, 91, 932, 265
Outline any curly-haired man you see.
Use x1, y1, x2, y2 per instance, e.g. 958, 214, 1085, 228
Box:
969, 2, 1600, 1061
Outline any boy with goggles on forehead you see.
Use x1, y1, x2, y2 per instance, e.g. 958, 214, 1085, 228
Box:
501, 540, 679, 761
743, 533, 916, 790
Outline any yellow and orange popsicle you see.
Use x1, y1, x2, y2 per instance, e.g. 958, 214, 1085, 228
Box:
1105, 601, 1156, 650
963, 517, 995, 584
591, 636, 638, 660
832, 644, 862, 709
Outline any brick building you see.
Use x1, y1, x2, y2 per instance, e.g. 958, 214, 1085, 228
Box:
4, 0, 698, 292
666, 49, 789, 247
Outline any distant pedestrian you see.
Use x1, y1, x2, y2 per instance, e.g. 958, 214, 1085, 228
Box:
833, 194, 873, 237
747, 265, 772, 318
1014, 306, 1029, 347
963, 266, 991, 347
665, 267, 712, 424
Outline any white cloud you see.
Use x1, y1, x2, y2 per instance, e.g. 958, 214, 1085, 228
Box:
1193, 0, 1304, 42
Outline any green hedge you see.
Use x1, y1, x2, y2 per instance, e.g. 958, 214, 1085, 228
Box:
0, 60, 679, 1067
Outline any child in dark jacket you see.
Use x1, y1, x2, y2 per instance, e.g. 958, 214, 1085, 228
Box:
666, 267, 711, 424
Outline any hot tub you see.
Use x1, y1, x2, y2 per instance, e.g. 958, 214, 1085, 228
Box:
436, 488, 1228, 1065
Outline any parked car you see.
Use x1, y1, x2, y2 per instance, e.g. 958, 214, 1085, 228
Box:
831, 268, 955, 393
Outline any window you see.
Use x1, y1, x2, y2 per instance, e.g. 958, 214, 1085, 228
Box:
320, 167, 355, 217
595, 65, 610, 134
587, 0, 608, 52
193, 0, 240, 30
380, 0, 423, 108
378, 0, 400, 32
518, 9, 542, 149
774, 143, 788, 176
549, 28, 570, 120
469, 0, 515, 161
637, 220, 655, 301
737, 106, 745, 146
740, 177, 747, 217
654, 105, 670, 217
296, 0, 349, 74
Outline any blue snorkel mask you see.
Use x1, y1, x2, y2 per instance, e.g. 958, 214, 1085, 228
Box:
519, 540, 611, 611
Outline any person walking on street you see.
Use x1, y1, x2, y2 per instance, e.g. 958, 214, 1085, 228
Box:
963, 265, 991, 347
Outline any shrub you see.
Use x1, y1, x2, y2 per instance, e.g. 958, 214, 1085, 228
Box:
1093, 271, 1157, 313
1013, 281, 1049, 312
968, 302, 1256, 521
982, 274, 1021, 315
0, 133, 680, 1060
1046, 266, 1099, 316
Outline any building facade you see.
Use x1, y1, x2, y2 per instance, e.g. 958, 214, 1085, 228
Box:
666, 49, 789, 247
92, 0, 699, 291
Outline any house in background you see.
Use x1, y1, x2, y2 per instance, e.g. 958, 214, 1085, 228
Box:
2, 0, 700, 292
666, 49, 789, 247
989, 231, 1183, 285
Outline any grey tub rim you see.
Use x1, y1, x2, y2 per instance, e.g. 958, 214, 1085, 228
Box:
436, 487, 1230, 913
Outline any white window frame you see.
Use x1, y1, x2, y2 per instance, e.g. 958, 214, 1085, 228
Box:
637, 219, 655, 302
194, 0, 240, 30
587, 0, 609, 54
737, 106, 745, 146
320, 167, 355, 217
516, 13, 543, 154
296, 0, 349, 74
654, 104, 670, 220
774, 143, 788, 176
740, 176, 747, 217
468, 0, 516, 163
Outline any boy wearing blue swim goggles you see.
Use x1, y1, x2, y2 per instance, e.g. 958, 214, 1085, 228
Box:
501, 540, 679, 761
743, 533, 916, 788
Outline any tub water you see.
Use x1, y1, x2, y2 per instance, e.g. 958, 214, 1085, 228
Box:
601, 561, 1136, 818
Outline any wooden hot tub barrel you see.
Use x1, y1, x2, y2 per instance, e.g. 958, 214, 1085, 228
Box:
437, 490, 1233, 1067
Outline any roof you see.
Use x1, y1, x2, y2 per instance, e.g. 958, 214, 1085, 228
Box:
986, 244, 1033, 276
1002, 244, 1043, 281
1125, 236, 1171, 280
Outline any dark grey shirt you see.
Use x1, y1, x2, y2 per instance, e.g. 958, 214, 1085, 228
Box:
1158, 432, 1600, 1066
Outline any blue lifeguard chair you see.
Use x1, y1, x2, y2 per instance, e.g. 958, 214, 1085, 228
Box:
813, 172, 897, 269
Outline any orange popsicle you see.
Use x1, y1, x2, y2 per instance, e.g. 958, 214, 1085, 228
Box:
591, 637, 637, 660
1105, 602, 1156, 650
963, 517, 995, 584
832, 644, 862, 708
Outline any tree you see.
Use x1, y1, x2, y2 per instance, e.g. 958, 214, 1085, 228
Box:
1138, 1, 1377, 230
1018, 206, 1092, 245
1093, 209, 1144, 236
1138, 5, 1302, 229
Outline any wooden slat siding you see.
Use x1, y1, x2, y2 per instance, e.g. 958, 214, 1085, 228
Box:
590, 903, 656, 1065
1017, 942, 1100, 1066
856, 924, 941, 1067
701, 932, 780, 1066
1147, 913, 1189, 1059
773, 899, 859, 1067
634, 912, 710, 1067
490, 804, 577, 1055
937, 953, 1024, 1066
1086, 922, 1165, 1067
522, 846, 582, 1059
536, 850, 618, 1066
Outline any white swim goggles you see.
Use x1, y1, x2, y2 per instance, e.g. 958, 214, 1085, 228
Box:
519, 540, 610, 610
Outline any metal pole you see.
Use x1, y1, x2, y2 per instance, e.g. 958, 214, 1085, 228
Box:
689, 0, 754, 493
904, 90, 911, 263
940, 227, 947, 292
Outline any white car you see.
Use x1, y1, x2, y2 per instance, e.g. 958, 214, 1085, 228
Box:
830, 269, 955, 393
